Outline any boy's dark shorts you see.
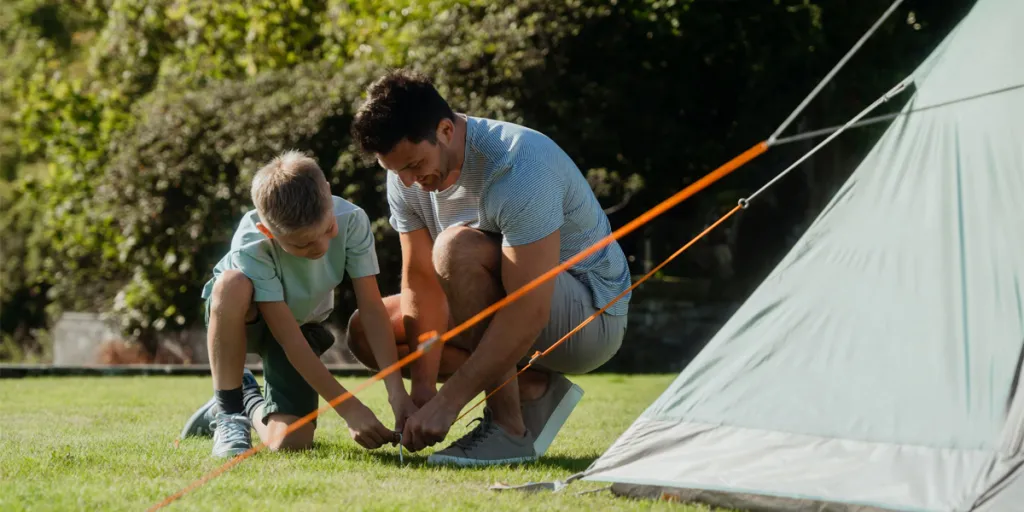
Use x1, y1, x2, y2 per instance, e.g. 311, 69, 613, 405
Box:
205, 299, 335, 426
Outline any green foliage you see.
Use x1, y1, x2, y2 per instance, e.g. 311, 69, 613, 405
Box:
97, 60, 384, 338
1, 0, 970, 359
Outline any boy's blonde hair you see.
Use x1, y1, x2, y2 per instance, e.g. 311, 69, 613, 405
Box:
251, 150, 333, 236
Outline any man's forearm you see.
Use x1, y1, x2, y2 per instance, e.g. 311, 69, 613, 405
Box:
359, 302, 407, 397
436, 297, 545, 407
402, 278, 448, 388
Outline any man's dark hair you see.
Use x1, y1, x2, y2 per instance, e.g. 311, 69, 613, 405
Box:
351, 69, 456, 154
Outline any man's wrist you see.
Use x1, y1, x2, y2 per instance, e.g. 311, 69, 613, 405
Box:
435, 380, 470, 413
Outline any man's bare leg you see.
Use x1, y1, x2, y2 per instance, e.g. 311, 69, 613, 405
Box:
347, 300, 550, 400
429, 227, 527, 436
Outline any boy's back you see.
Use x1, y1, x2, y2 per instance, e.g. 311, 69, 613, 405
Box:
202, 196, 380, 325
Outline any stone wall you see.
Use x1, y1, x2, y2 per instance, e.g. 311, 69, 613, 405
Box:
52, 312, 361, 368
597, 279, 740, 374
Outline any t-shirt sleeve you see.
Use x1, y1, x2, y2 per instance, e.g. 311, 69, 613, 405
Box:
386, 173, 427, 233
344, 208, 381, 279
487, 160, 565, 247
228, 243, 285, 302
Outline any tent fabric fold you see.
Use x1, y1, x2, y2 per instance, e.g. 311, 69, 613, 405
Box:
583, 0, 1024, 509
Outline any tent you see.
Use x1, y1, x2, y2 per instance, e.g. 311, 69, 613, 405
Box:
580, 0, 1024, 510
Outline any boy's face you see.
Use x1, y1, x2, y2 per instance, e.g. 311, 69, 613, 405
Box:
258, 211, 338, 260
377, 119, 457, 193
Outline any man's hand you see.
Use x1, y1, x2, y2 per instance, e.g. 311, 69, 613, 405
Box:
410, 381, 437, 408
338, 401, 396, 450
389, 390, 419, 433
401, 394, 460, 452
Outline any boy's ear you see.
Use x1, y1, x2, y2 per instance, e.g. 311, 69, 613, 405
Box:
255, 222, 274, 239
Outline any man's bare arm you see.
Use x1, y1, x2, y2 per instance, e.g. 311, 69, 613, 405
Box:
399, 229, 449, 403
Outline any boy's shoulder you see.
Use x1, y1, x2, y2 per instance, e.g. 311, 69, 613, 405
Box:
328, 195, 374, 237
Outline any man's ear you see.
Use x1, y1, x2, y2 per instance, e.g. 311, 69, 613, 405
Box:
436, 117, 454, 146
255, 222, 274, 239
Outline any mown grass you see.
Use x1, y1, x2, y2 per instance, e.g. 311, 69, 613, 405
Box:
0, 373, 713, 511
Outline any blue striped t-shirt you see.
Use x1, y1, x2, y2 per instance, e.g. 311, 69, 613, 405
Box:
386, 116, 631, 316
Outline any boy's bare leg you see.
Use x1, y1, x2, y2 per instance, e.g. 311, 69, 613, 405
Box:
206, 269, 258, 457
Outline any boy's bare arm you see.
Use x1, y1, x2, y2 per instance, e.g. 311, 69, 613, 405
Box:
351, 275, 418, 430
398, 229, 449, 405
257, 300, 394, 449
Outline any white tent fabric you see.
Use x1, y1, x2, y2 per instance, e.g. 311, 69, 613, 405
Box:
581, 0, 1024, 510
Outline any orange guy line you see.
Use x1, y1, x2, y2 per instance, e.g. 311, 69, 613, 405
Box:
150, 140, 767, 510
456, 204, 744, 423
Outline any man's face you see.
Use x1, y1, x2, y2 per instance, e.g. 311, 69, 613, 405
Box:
261, 211, 338, 260
377, 120, 457, 193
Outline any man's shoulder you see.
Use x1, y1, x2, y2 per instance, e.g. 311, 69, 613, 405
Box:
469, 116, 560, 157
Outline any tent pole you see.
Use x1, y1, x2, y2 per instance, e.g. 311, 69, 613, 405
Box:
769, 0, 906, 145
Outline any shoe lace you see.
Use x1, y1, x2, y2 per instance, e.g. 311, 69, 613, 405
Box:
451, 414, 495, 451
216, 414, 252, 445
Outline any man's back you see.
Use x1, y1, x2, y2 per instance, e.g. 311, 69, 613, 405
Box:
387, 116, 632, 315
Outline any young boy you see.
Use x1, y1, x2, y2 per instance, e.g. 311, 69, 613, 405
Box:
179, 150, 417, 458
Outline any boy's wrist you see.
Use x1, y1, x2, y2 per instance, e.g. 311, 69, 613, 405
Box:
384, 378, 409, 401
333, 397, 363, 418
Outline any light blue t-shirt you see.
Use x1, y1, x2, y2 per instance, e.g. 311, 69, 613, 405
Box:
201, 196, 380, 324
387, 116, 631, 315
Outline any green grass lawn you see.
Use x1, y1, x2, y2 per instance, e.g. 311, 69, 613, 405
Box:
0, 373, 709, 511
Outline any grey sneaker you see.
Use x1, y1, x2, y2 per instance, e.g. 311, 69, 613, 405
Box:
427, 409, 537, 467
521, 372, 584, 457
179, 368, 260, 439
211, 412, 252, 458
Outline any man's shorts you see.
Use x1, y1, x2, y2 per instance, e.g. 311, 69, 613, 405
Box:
522, 271, 628, 374
204, 299, 335, 425
442, 270, 626, 374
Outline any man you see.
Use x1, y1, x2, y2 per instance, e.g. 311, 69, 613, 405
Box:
346, 69, 631, 466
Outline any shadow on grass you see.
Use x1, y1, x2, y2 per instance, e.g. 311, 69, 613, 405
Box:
361, 449, 597, 473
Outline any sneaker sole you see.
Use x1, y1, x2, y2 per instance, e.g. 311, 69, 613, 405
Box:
212, 445, 251, 458
179, 397, 217, 440
426, 453, 537, 467
533, 383, 584, 457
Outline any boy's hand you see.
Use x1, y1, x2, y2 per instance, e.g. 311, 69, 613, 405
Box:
389, 391, 419, 432
338, 401, 395, 450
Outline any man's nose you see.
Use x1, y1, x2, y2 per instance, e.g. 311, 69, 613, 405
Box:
398, 171, 415, 187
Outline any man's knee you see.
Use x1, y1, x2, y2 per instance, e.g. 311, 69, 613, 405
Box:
345, 309, 377, 370
210, 270, 254, 317
432, 226, 500, 280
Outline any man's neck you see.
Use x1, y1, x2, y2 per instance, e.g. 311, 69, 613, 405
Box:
453, 113, 469, 164
440, 113, 469, 190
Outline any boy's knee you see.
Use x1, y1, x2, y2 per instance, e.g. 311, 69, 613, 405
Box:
264, 417, 315, 452
210, 270, 253, 314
